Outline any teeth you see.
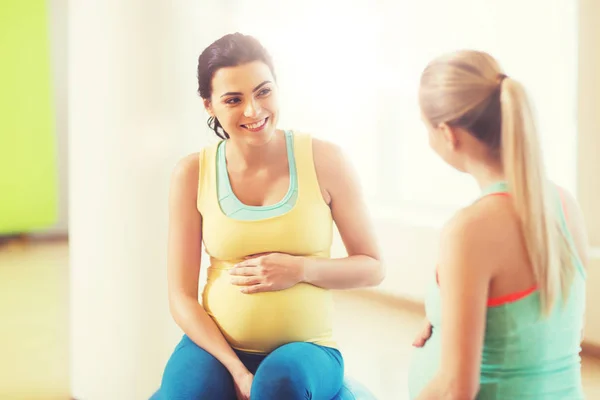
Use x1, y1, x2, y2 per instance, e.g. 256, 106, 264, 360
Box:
245, 119, 266, 130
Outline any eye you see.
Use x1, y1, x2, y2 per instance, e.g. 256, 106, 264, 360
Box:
257, 88, 272, 97
225, 97, 241, 105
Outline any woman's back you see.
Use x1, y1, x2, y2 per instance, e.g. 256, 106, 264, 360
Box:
479, 282, 585, 398
409, 183, 587, 399
480, 185, 586, 397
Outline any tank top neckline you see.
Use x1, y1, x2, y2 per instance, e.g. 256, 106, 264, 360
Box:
217, 130, 297, 213
480, 180, 509, 197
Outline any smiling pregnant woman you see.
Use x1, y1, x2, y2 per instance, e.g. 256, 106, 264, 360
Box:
151, 33, 384, 400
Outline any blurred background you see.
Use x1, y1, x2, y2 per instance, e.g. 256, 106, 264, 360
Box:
1, 0, 599, 399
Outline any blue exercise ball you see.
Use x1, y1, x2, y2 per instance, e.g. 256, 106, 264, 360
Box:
334, 376, 377, 400
149, 375, 377, 399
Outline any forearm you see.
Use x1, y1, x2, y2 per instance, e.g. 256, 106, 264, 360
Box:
302, 254, 384, 289
170, 295, 247, 378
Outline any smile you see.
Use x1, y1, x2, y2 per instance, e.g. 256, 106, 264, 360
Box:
241, 117, 268, 132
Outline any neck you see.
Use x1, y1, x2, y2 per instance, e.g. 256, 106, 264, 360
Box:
226, 130, 281, 170
467, 160, 505, 191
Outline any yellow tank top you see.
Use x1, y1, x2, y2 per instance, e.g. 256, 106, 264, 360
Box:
197, 132, 336, 354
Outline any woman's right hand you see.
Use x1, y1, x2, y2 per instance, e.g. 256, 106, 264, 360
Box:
232, 369, 254, 400
412, 318, 433, 347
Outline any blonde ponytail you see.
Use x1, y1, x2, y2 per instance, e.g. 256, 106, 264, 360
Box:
499, 78, 575, 315
419, 50, 577, 316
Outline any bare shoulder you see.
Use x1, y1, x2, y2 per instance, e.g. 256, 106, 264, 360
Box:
440, 196, 517, 271
171, 152, 201, 187
169, 152, 203, 210
311, 137, 356, 183
444, 195, 515, 238
311, 136, 346, 173
310, 137, 360, 202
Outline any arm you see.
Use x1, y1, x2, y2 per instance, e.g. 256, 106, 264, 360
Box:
302, 139, 384, 289
167, 153, 249, 380
416, 212, 492, 400
557, 186, 589, 342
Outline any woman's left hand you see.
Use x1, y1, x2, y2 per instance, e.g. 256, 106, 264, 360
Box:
229, 252, 305, 294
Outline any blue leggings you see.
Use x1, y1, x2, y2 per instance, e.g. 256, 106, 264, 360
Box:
153, 335, 345, 400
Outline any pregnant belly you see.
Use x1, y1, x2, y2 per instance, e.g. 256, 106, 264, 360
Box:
202, 267, 335, 354
408, 332, 441, 399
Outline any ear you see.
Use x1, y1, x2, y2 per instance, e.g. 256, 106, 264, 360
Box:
203, 98, 215, 117
438, 122, 459, 150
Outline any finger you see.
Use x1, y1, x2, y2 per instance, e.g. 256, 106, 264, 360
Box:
244, 251, 282, 259
233, 259, 253, 268
240, 284, 270, 294
229, 266, 257, 276
234, 256, 266, 268
412, 334, 427, 347
412, 332, 426, 347
230, 276, 262, 286
235, 388, 244, 400
412, 323, 432, 347
412, 330, 430, 346
244, 252, 270, 259
424, 322, 432, 337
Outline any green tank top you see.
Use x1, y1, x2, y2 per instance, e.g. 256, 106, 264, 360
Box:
216, 130, 298, 220
408, 182, 586, 399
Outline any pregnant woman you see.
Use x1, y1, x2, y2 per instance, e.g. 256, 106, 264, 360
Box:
408, 50, 588, 399
153, 32, 384, 400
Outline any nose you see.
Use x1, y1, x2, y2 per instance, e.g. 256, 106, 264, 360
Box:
243, 99, 260, 118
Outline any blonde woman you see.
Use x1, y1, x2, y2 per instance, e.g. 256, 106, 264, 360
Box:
408, 50, 588, 399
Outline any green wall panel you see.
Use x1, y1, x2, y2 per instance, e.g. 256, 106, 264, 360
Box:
0, 0, 58, 234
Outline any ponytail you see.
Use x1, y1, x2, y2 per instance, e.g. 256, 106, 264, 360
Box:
500, 78, 575, 315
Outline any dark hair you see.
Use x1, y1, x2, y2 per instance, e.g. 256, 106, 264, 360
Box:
197, 32, 276, 140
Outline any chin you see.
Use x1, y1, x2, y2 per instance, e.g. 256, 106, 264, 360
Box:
247, 130, 277, 146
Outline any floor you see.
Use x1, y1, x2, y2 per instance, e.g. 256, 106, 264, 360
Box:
1, 240, 599, 399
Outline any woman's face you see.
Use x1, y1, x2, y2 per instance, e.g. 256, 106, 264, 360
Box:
205, 60, 279, 145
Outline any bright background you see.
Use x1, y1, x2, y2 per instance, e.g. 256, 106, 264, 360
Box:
4, 1, 600, 399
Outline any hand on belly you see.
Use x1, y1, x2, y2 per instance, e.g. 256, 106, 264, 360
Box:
228, 252, 305, 294
203, 270, 334, 353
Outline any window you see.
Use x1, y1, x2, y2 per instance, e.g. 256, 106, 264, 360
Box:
230, 0, 578, 225
231, 0, 381, 195
375, 0, 578, 217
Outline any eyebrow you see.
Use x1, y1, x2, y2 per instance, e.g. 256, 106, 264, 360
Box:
220, 81, 271, 98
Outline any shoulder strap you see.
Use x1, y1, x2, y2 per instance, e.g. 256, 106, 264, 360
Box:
290, 131, 323, 202
196, 142, 219, 214
479, 181, 509, 197
553, 186, 587, 280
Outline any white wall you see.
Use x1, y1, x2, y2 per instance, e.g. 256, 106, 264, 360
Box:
65, 2, 600, 399
370, 0, 600, 347
577, 0, 600, 346
329, 0, 600, 348
44, 0, 69, 235
68, 2, 235, 399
